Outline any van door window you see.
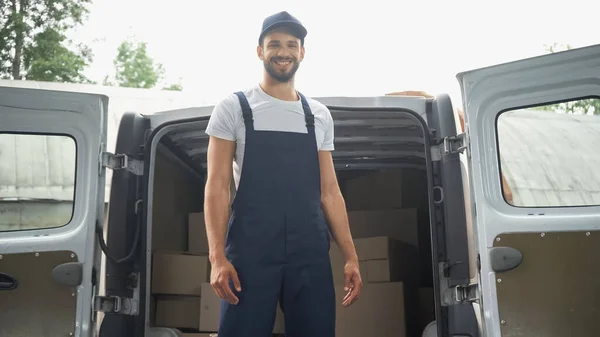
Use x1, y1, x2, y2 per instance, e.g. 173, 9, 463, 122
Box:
497, 97, 600, 207
0, 133, 77, 231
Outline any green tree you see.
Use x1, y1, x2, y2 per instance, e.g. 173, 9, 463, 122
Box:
535, 43, 600, 115
106, 39, 182, 91
112, 40, 164, 88
0, 0, 93, 82
163, 83, 183, 91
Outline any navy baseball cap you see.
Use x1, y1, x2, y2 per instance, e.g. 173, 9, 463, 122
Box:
259, 11, 307, 45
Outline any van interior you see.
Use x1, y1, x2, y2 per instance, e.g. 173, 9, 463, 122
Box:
147, 106, 435, 337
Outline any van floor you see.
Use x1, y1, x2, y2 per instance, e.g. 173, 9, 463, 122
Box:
147, 110, 435, 337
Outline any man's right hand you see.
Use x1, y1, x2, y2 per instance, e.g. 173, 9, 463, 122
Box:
210, 256, 241, 305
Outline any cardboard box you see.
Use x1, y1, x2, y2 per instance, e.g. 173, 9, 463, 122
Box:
347, 209, 419, 248
357, 237, 421, 336
152, 252, 210, 295
360, 237, 420, 279
330, 252, 367, 285
188, 213, 209, 255
155, 296, 201, 329
354, 234, 417, 261
364, 259, 396, 283
335, 282, 406, 337
329, 236, 421, 287
329, 237, 420, 336
343, 170, 403, 210
199, 283, 285, 333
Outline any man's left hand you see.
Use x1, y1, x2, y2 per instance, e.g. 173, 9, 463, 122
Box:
342, 260, 363, 307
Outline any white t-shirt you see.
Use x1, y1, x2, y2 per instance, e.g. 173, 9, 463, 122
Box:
205, 84, 335, 189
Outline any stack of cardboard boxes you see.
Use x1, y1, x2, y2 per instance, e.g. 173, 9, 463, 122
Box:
151, 213, 285, 336
150, 170, 435, 337
329, 235, 419, 337
342, 170, 436, 337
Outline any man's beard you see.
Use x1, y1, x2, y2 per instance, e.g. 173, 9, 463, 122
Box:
264, 57, 300, 83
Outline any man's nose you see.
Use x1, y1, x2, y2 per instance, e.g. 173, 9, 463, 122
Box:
275, 46, 291, 57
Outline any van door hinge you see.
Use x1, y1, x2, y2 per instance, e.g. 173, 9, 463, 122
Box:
444, 133, 467, 154
93, 272, 140, 315
101, 152, 144, 176
438, 262, 479, 306
93, 295, 138, 315
442, 283, 480, 305
453, 283, 479, 303
430, 133, 467, 161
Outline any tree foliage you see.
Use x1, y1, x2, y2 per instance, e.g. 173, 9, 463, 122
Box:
163, 83, 183, 91
0, 0, 93, 82
106, 39, 182, 91
112, 40, 164, 88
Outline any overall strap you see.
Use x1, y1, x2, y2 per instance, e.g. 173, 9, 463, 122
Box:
298, 92, 315, 128
234, 91, 254, 131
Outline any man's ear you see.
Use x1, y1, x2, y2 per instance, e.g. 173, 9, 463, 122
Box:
299, 45, 305, 62
257, 45, 264, 60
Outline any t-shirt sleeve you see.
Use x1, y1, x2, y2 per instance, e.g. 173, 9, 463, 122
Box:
320, 105, 335, 151
205, 95, 238, 142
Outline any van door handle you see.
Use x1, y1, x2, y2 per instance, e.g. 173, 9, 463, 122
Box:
0, 272, 18, 290
489, 247, 523, 272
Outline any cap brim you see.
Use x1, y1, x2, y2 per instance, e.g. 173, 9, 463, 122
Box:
260, 21, 307, 42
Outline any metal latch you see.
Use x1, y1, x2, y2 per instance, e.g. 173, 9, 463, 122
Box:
430, 133, 467, 161
451, 283, 479, 304
439, 262, 479, 305
93, 272, 140, 315
93, 295, 138, 315
443, 133, 467, 155
101, 152, 144, 176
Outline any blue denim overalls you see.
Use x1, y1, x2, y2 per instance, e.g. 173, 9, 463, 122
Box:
217, 91, 336, 337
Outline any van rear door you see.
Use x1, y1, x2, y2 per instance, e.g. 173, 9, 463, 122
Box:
457, 44, 600, 337
0, 86, 108, 337
425, 94, 480, 337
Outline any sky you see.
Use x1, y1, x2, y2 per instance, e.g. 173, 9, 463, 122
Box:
70, 0, 599, 107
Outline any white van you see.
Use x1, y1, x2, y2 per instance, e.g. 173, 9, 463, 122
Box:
1, 44, 599, 337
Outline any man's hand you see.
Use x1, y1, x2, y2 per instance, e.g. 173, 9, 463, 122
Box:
342, 260, 363, 307
210, 256, 241, 305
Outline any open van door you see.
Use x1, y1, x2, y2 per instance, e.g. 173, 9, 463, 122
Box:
426, 94, 481, 337
457, 44, 600, 337
0, 86, 108, 336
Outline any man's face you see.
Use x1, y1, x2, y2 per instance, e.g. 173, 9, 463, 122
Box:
258, 28, 305, 83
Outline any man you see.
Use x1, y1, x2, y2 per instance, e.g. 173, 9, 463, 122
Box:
203, 11, 362, 337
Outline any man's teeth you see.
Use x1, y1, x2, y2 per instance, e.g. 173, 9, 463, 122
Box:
275, 60, 291, 65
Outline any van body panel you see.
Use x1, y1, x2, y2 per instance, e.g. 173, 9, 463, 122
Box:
148, 106, 214, 129
0, 86, 108, 337
457, 44, 600, 337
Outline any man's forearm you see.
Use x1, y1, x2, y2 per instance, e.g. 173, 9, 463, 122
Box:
204, 181, 231, 262
321, 190, 358, 263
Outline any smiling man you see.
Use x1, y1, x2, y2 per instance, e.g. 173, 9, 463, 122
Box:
203, 10, 362, 337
